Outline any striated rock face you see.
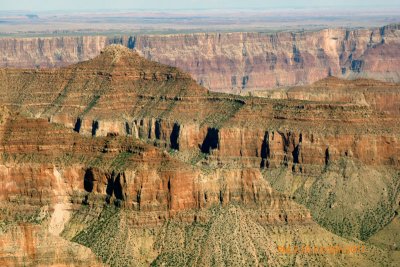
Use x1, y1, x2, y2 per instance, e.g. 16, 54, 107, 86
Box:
0, 111, 312, 265
0, 24, 400, 92
255, 77, 400, 115
0, 36, 109, 68
0, 113, 307, 225
0, 45, 399, 265
0, 45, 399, 171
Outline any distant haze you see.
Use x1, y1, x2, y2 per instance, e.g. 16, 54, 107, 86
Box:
1, 0, 400, 11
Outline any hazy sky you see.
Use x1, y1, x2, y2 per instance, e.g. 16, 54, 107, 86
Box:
1, 0, 399, 11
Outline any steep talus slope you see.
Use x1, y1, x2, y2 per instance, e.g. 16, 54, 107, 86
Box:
0, 24, 400, 92
0, 45, 399, 266
63, 205, 389, 267
0, 224, 104, 267
263, 158, 400, 240
368, 211, 400, 264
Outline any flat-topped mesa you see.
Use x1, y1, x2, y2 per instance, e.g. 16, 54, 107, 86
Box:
283, 77, 400, 114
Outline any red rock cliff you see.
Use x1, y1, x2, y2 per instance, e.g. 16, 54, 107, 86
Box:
0, 45, 399, 266
0, 24, 399, 92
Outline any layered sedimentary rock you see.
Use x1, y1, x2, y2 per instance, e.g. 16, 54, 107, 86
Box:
0, 113, 307, 223
0, 112, 311, 266
0, 24, 400, 92
255, 76, 400, 115
0, 45, 399, 266
1, 46, 400, 167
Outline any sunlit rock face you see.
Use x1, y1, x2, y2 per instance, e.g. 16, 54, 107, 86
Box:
1, 24, 400, 92
0, 45, 399, 266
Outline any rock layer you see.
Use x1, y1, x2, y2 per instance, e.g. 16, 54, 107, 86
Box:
0, 24, 400, 92
0, 45, 399, 266
0, 113, 307, 224
1, 46, 399, 171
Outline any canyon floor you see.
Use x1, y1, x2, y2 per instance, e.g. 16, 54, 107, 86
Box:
0, 45, 399, 266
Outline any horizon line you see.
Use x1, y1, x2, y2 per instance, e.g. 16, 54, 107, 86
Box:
2, 5, 400, 13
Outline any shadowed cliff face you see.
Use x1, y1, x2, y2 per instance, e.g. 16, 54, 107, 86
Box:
0, 45, 399, 266
1, 46, 399, 169
0, 24, 400, 92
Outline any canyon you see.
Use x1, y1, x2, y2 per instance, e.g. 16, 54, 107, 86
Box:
0, 24, 400, 93
0, 45, 399, 266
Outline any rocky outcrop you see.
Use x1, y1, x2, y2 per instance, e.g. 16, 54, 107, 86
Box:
0, 112, 312, 265
254, 77, 400, 115
0, 46, 399, 170
0, 24, 400, 92
0, 45, 399, 266
0, 112, 306, 224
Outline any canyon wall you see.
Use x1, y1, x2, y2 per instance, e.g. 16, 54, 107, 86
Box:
0, 45, 399, 266
0, 24, 399, 92
0, 46, 398, 171
254, 77, 400, 115
0, 109, 310, 229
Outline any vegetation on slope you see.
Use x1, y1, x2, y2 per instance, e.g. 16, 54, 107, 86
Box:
263, 157, 400, 241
